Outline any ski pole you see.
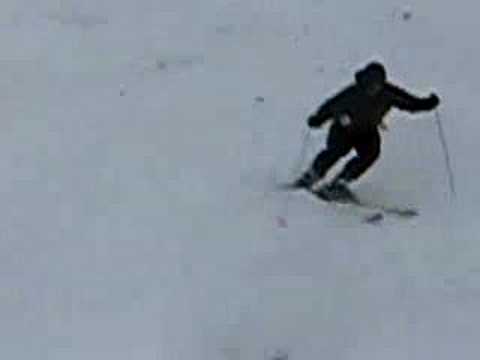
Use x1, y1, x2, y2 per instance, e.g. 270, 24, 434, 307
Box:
276, 127, 312, 228
434, 110, 456, 198
291, 127, 312, 179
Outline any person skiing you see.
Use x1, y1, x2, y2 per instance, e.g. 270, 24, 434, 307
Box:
294, 61, 440, 201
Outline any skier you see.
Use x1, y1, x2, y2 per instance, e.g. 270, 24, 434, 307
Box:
294, 61, 440, 201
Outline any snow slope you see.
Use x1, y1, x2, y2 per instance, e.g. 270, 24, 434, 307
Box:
1, 0, 479, 359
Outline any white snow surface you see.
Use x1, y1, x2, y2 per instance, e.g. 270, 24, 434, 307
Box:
1, 0, 479, 359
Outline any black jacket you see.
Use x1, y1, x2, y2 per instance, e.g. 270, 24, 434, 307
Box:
308, 83, 439, 133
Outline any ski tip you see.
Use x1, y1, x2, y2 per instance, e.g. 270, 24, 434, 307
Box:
383, 207, 419, 217
363, 212, 384, 224
399, 209, 419, 217
276, 182, 306, 191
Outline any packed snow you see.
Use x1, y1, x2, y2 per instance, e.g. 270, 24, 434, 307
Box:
1, 0, 479, 359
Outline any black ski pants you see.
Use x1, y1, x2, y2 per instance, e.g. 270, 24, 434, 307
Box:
312, 123, 381, 182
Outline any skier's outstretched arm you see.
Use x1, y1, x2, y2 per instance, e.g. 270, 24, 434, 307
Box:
307, 88, 351, 128
387, 83, 440, 112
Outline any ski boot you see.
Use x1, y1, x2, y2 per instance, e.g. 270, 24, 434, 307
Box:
313, 178, 358, 203
292, 169, 321, 189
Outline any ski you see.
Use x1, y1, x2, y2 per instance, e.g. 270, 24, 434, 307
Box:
277, 182, 418, 224
319, 192, 419, 223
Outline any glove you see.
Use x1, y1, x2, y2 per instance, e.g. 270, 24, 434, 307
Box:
307, 114, 318, 128
307, 114, 326, 128
426, 93, 440, 109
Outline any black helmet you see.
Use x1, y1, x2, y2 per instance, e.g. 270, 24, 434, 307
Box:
355, 61, 387, 88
